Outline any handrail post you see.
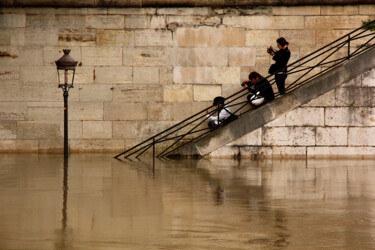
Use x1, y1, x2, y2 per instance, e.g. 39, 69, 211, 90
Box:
348, 34, 351, 60
153, 138, 155, 167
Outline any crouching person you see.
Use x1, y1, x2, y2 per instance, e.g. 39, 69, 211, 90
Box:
205, 96, 237, 131
242, 71, 275, 108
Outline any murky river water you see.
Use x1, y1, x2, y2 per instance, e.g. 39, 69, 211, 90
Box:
1, 153, 375, 249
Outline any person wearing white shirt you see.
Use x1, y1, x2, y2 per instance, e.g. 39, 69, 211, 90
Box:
205, 96, 233, 131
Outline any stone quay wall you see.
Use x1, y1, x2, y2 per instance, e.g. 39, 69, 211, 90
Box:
0, 4, 374, 153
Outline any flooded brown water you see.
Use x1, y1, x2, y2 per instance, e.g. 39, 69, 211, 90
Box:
1, 154, 375, 249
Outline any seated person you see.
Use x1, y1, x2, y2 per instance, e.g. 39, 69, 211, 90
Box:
205, 96, 237, 131
242, 71, 275, 108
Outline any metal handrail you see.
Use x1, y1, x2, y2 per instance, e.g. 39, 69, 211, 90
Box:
115, 20, 375, 160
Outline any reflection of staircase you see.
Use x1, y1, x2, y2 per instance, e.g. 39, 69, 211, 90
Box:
172, 47, 375, 157
115, 21, 375, 160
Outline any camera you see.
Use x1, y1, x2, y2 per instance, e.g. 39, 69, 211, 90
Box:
267, 46, 275, 54
241, 81, 250, 87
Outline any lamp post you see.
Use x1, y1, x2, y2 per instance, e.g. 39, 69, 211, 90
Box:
55, 49, 77, 158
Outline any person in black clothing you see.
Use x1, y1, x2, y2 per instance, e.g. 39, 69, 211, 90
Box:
268, 37, 290, 95
242, 71, 274, 108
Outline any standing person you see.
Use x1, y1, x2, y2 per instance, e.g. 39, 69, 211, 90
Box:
242, 71, 275, 108
267, 37, 290, 95
205, 96, 237, 131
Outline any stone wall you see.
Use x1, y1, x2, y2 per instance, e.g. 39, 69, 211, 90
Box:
0, 5, 374, 152
209, 68, 375, 158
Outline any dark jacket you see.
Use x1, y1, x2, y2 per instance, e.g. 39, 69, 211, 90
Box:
248, 77, 275, 102
272, 47, 290, 73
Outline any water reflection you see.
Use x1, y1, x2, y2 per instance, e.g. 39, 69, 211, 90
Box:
0, 154, 375, 249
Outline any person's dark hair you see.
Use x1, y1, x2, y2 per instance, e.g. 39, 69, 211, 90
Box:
213, 96, 225, 106
276, 37, 289, 47
248, 71, 261, 81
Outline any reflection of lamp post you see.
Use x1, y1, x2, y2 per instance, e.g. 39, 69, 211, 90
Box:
55, 49, 77, 158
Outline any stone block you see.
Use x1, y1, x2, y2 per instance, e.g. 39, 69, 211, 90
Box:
263, 127, 316, 146
272, 6, 320, 16
212, 67, 241, 84
325, 107, 375, 127
193, 85, 221, 102
239, 146, 273, 159
305, 16, 367, 29
0, 140, 38, 152
113, 121, 139, 139
166, 16, 206, 27
150, 15, 166, 29
125, 15, 149, 29
137, 121, 176, 138
315, 30, 349, 46
255, 48, 272, 67
362, 68, 375, 87
56, 15, 86, 29
173, 101, 210, 121
26, 14, 56, 28
222, 84, 243, 98
123, 47, 164, 67
316, 127, 348, 146
0, 121, 16, 139
58, 29, 96, 46
341, 75, 362, 88
0, 30, 10, 45
303, 89, 336, 107
160, 67, 173, 84
175, 27, 212, 47
212, 28, 246, 47
20, 66, 56, 84
285, 107, 324, 126
43, 47, 81, 66
157, 7, 210, 15
85, 15, 124, 29
96, 30, 134, 46
78, 84, 113, 102
335, 87, 375, 107
0, 102, 26, 120
55, 8, 107, 15
67, 120, 82, 139
349, 127, 375, 146
70, 101, 103, 121
173, 67, 212, 84
307, 146, 375, 158
104, 102, 147, 120
19, 46, 44, 66
359, 5, 375, 15
108, 8, 156, 15
135, 30, 173, 47
112, 84, 163, 102
17, 121, 61, 139
83, 121, 112, 139
280, 30, 316, 47
246, 30, 279, 47
94, 66, 132, 84
26, 103, 63, 121
0, 46, 20, 66
133, 67, 159, 84
82, 47, 122, 66
0, 66, 20, 81
265, 114, 286, 127
146, 102, 173, 121
321, 5, 358, 15
163, 85, 193, 102
223, 16, 304, 30
38, 140, 63, 152
209, 146, 238, 158
0, 14, 26, 28
165, 47, 228, 67
25, 28, 58, 46
228, 47, 256, 67
229, 127, 262, 146
69, 139, 124, 152
272, 146, 307, 157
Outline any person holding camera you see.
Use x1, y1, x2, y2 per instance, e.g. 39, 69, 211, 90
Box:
205, 96, 237, 131
242, 71, 275, 108
267, 37, 290, 95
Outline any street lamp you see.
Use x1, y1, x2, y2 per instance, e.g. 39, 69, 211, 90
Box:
55, 49, 78, 158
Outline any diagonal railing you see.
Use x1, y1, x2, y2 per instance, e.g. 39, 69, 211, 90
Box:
115, 20, 375, 160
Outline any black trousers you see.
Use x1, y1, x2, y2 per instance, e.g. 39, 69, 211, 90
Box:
275, 73, 287, 95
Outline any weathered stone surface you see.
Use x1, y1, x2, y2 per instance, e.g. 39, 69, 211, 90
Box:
43, 46, 81, 66
359, 4, 375, 15
173, 67, 212, 84
280, 30, 316, 47
193, 85, 221, 102
133, 67, 159, 84
335, 87, 375, 107
0, 30, 11, 45
173, 101, 210, 121
67, 120, 82, 139
223, 16, 304, 30
58, 29, 96, 46
25, 28, 58, 45
108, 8, 156, 15
303, 89, 336, 107
26, 103, 62, 121
265, 114, 286, 127
38, 139, 63, 152
208, 146, 238, 158
285, 107, 324, 126
272, 6, 320, 16
305, 16, 367, 29
0, 140, 38, 152
321, 5, 358, 15
307, 146, 375, 158
263, 127, 315, 146
113, 121, 139, 139
239, 146, 272, 158
316, 127, 348, 146
175, 27, 211, 47
229, 127, 262, 146
150, 15, 166, 29
160, 67, 173, 84
0, 121, 16, 139
79, 84, 113, 101
94, 66, 132, 84
163, 84, 193, 102
325, 107, 375, 127
19, 46, 44, 66
82, 47, 122, 66
85, 15, 124, 29
112, 84, 163, 102
83, 121, 112, 139
158, 7, 210, 15
341, 75, 362, 88
69, 101, 103, 121
104, 102, 147, 120
123, 47, 164, 67
0, 14, 26, 28
147, 102, 174, 121
96, 29, 134, 46
246, 30, 279, 47
20, 66, 56, 84
212, 28, 246, 47
228, 48, 256, 67
315, 30, 349, 46
362, 68, 375, 87
272, 146, 307, 157
69, 139, 124, 152
56, 15, 86, 29
165, 48, 228, 67
349, 127, 375, 146
17, 121, 61, 139
0, 66, 20, 82
55, 8, 107, 15
125, 15, 149, 29
135, 30, 173, 46
0, 102, 26, 120
212, 67, 240, 85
